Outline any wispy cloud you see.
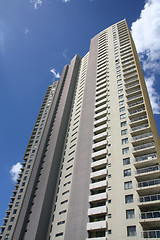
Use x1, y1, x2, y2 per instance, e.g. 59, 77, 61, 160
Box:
131, 0, 160, 114
30, 0, 42, 9
62, 49, 69, 60
24, 28, 29, 35
62, 0, 70, 3
10, 162, 22, 182
50, 68, 61, 79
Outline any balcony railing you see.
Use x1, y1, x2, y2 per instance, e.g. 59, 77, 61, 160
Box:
132, 132, 153, 141
136, 165, 159, 175
127, 93, 142, 101
133, 142, 155, 152
139, 193, 160, 203
131, 123, 149, 132
124, 72, 137, 79
125, 82, 139, 89
138, 178, 160, 188
142, 230, 160, 238
129, 107, 145, 116
123, 63, 135, 70
140, 210, 160, 220
125, 76, 138, 84
135, 153, 157, 163
126, 87, 141, 95
130, 115, 147, 123
128, 100, 143, 108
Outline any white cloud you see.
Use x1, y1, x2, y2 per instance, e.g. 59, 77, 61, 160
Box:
25, 28, 29, 35
10, 162, 22, 182
62, 49, 69, 60
131, 0, 160, 114
30, 0, 42, 9
145, 76, 160, 114
62, 0, 70, 3
50, 68, 61, 79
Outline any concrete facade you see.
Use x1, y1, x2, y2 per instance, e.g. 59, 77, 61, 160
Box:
1, 19, 160, 240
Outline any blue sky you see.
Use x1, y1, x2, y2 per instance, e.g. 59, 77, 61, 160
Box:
0, 0, 160, 225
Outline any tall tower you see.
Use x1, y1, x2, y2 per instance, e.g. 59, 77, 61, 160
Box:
1, 19, 160, 240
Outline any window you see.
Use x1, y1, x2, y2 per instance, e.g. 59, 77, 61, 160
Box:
119, 100, 124, 106
61, 200, 68, 205
23, 176, 27, 180
10, 217, 15, 222
124, 168, 131, 177
117, 79, 122, 84
125, 194, 134, 203
118, 83, 123, 88
122, 147, 129, 155
15, 202, 19, 207
62, 190, 69, 195
127, 226, 136, 236
121, 121, 127, 127
120, 107, 125, 112
19, 189, 23, 193
4, 234, 9, 240
126, 209, 135, 219
17, 195, 21, 200
120, 113, 126, 119
65, 173, 72, 178
13, 209, 17, 214
121, 129, 127, 135
22, 182, 25, 186
123, 157, 130, 165
119, 94, 124, 99
57, 221, 65, 225
55, 232, 63, 237
124, 181, 132, 190
122, 138, 128, 145
108, 214, 112, 218
118, 89, 123, 94
59, 210, 66, 215
8, 225, 12, 230
108, 230, 112, 234
64, 181, 71, 187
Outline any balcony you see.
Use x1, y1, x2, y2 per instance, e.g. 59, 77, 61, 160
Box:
127, 93, 143, 104
92, 140, 107, 151
94, 117, 107, 127
88, 206, 107, 216
142, 230, 160, 238
134, 153, 158, 168
136, 165, 159, 175
133, 142, 155, 157
94, 110, 108, 120
90, 180, 107, 190
90, 169, 107, 179
96, 83, 107, 92
124, 72, 138, 80
124, 76, 139, 85
132, 132, 153, 144
140, 210, 160, 221
138, 178, 160, 188
91, 158, 107, 169
95, 98, 107, 108
93, 124, 107, 135
89, 192, 107, 202
129, 115, 147, 125
131, 123, 149, 135
93, 132, 107, 143
139, 193, 160, 206
122, 63, 135, 70
123, 68, 137, 77
125, 81, 139, 90
87, 221, 106, 231
95, 105, 107, 114
129, 107, 145, 117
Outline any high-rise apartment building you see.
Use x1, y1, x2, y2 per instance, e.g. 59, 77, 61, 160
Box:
1, 19, 160, 240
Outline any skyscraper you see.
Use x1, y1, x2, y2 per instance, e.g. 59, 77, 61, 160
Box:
1, 19, 160, 240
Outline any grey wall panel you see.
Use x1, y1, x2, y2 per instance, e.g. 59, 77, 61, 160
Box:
64, 36, 99, 240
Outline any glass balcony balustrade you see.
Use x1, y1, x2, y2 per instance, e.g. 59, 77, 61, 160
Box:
135, 153, 156, 163
138, 178, 160, 188
133, 142, 155, 151
131, 123, 149, 132
136, 165, 159, 175
139, 193, 160, 203
142, 230, 160, 238
132, 132, 153, 141
129, 107, 145, 116
127, 93, 142, 101
140, 210, 160, 220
